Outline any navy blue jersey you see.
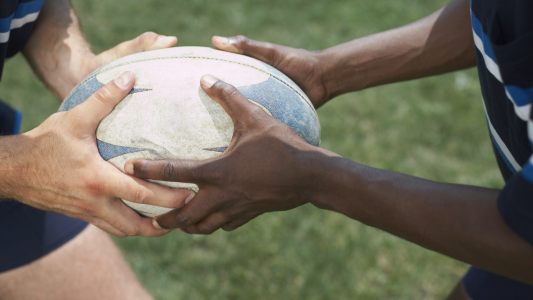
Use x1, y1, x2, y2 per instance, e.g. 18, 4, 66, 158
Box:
0, 0, 44, 80
470, 0, 533, 246
0, 1, 89, 273
0, 0, 43, 133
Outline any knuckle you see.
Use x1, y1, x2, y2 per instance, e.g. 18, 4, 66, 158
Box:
267, 47, 283, 64
221, 224, 236, 232
247, 102, 265, 116
65, 110, 83, 128
107, 229, 126, 237
77, 202, 102, 216
233, 35, 249, 47
70, 213, 86, 221
132, 161, 148, 176
125, 226, 140, 236
175, 212, 192, 228
84, 174, 106, 196
92, 86, 112, 104
137, 32, 158, 48
200, 163, 226, 184
284, 51, 300, 62
133, 188, 150, 204
218, 85, 240, 101
163, 161, 179, 180
196, 223, 215, 235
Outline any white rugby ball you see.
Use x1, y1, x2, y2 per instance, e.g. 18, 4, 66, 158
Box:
60, 47, 321, 218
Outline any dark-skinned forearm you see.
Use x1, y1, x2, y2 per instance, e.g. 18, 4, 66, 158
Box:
22, 0, 94, 101
317, 0, 475, 99
307, 149, 533, 285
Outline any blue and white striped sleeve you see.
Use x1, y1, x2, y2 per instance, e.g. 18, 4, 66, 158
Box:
497, 109, 533, 246
470, 6, 533, 246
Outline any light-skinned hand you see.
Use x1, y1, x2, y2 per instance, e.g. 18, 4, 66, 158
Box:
8, 71, 192, 237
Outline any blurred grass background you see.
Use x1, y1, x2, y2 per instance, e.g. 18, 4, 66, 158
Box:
0, 0, 504, 299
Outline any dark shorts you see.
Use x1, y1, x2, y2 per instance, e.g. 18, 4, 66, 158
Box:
0, 100, 88, 273
463, 266, 533, 299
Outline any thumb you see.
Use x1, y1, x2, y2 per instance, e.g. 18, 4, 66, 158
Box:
200, 75, 267, 128
69, 72, 135, 130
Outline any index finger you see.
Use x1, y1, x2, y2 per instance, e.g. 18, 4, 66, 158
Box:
124, 159, 205, 183
102, 163, 195, 208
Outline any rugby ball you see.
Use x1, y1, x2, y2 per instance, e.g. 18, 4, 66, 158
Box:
60, 47, 321, 218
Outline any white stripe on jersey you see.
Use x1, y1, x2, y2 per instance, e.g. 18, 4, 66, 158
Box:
482, 98, 522, 172
0, 12, 40, 43
529, 120, 533, 146
472, 29, 502, 81
0, 32, 8, 43
10, 12, 39, 30
472, 27, 532, 121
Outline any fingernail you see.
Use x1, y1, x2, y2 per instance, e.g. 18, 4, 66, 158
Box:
124, 162, 134, 175
185, 192, 196, 204
214, 36, 229, 45
157, 35, 176, 45
201, 75, 219, 88
153, 219, 169, 229
115, 71, 133, 88
152, 219, 162, 229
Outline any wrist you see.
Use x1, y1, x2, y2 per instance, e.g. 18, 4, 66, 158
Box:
298, 147, 358, 210
0, 134, 33, 200
315, 43, 370, 101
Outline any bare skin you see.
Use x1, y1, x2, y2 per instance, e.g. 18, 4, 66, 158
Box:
211, 0, 476, 109
0, 225, 153, 300
126, 0, 533, 290
0, 72, 187, 237
0, 0, 193, 236
0, 0, 189, 298
22, 0, 178, 101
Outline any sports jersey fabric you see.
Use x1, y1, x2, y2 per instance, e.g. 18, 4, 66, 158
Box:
470, 0, 533, 250
0, 0, 44, 79
0, 0, 88, 273
463, 0, 533, 298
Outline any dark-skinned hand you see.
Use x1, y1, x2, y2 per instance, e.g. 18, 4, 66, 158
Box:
211, 35, 329, 109
124, 75, 333, 233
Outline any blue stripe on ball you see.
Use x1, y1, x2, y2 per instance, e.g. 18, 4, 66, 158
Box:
97, 139, 143, 160
60, 77, 151, 112
59, 76, 104, 112
130, 88, 152, 94
260, 62, 309, 107
237, 76, 321, 146
203, 147, 227, 152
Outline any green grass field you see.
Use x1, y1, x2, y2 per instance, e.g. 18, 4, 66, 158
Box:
0, 0, 504, 299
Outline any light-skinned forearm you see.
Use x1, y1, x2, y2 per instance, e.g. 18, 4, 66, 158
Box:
308, 150, 533, 285
0, 135, 32, 200
22, 0, 94, 101
318, 0, 476, 98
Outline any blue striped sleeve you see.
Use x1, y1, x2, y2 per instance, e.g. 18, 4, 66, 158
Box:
498, 165, 533, 246
0, 0, 44, 33
12, 0, 44, 19
497, 105, 533, 246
